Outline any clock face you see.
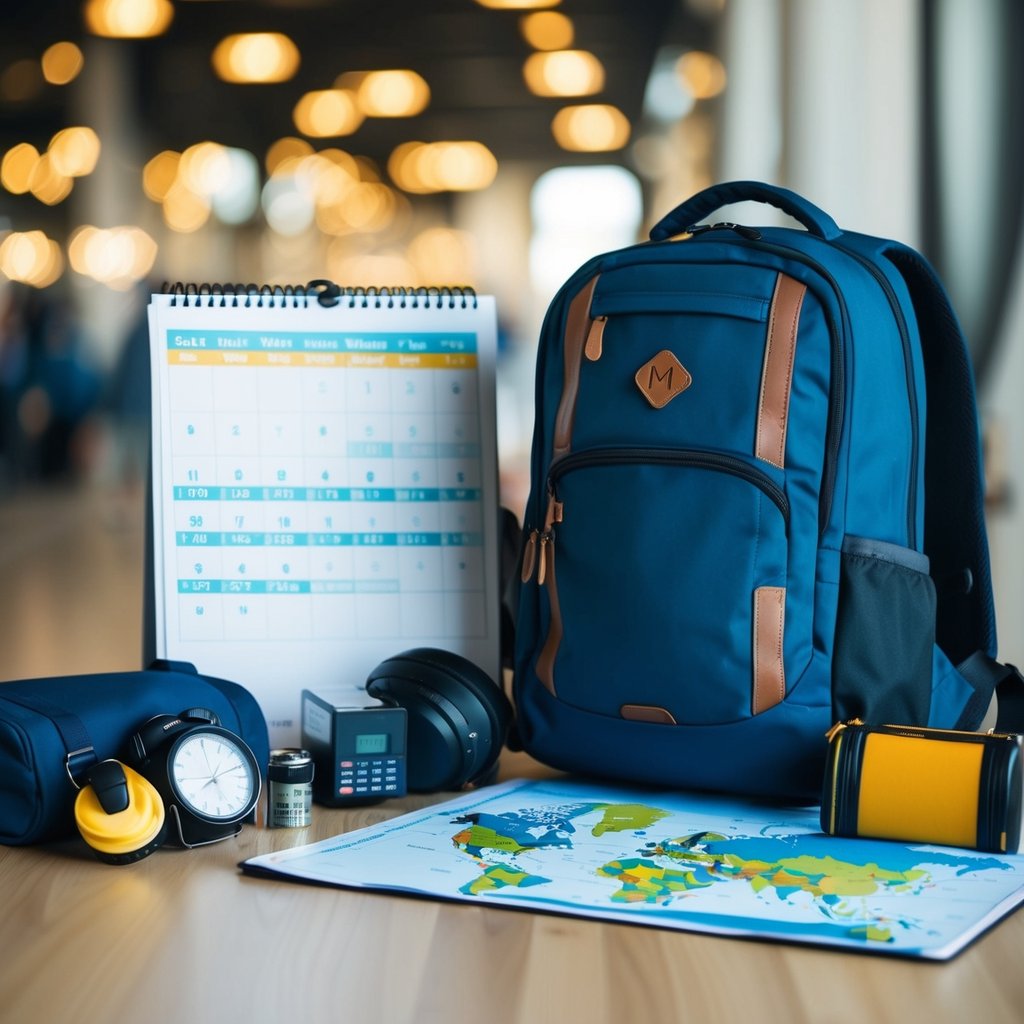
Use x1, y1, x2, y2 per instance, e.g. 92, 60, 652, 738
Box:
169, 730, 258, 822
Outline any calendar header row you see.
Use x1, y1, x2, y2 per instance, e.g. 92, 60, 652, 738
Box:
165, 329, 477, 353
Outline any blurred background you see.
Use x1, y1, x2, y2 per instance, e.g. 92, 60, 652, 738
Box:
1, 0, 1022, 675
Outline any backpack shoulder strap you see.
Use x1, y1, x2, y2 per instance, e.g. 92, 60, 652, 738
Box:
956, 652, 1024, 732
882, 241, 995, 663
881, 242, 1024, 731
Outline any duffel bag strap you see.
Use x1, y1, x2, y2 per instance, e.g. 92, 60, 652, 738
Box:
0, 691, 97, 787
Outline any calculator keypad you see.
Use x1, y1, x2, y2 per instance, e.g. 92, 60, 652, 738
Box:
337, 757, 405, 799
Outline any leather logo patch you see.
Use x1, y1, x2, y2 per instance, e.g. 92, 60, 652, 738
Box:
635, 350, 692, 408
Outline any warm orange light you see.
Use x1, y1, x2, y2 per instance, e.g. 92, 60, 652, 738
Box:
0, 231, 64, 287
387, 143, 428, 194
179, 142, 231, 196
677, 51, 727, 100
523, 50, 604, 97
292, 90, 363, 138
1, 143, 41, 195
520, 11, 574, 50
84, 0, 174, 39
162, 182, 211, 233
356, 70, 430, 117
388, 141, 498, 194
211, 33, 300, 84
29, 153, 74, 205
326, 248, 417, 289
299, 152, 358, 205
551, 104, 630, 152
408, 227, 476, 286
318, 148, 362, 180
41, 42, 84, 85
48, 127, 101, 177
142, 150, 181, 201
68, 225, 157, 289
333, 183, 397, 232
265, 137, 314, 176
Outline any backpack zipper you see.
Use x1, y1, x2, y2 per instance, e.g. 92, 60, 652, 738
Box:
521, 490, 563, 586
547, 447, 789, 526
521, 447, 789, 586
685, 222, 764, 241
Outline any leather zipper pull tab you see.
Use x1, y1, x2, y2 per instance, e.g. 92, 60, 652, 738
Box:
584, 315, 607, 361
520, 530, 538, 584
536, 492, 563, 587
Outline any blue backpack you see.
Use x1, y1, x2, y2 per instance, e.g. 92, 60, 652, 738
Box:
511, 180, 1023, 800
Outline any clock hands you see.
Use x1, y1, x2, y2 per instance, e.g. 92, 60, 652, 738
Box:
176, 765, 249, 782
176, 738, 253, 815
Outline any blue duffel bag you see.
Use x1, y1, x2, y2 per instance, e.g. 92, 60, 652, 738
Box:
0, 659, 268, 845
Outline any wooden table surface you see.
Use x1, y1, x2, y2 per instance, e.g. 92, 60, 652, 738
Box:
0, 486, 1022, 1024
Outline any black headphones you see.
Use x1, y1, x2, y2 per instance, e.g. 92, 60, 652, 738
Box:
365, 648, 513, 792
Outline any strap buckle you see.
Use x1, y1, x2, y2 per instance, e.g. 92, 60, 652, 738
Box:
65, 746, 97, 790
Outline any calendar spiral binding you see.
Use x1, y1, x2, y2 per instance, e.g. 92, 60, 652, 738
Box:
161, 280, 478, 310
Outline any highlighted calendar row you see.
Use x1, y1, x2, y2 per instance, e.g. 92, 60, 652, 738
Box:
178, 579, 404, 593
169, 351, 477, 369
175, 531, 483, 546
173, 486, 482, 502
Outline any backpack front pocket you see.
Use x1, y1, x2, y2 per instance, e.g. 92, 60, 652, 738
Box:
528, 447, 799, 725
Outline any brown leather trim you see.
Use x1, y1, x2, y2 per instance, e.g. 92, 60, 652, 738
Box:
752, 586, 786, 714
755, 273, 806, 468
584, 315, 607, 361
520, 531, 537, 584
535, 540, 561, 694
553, 274, 599, 458
621, 704, 677, 725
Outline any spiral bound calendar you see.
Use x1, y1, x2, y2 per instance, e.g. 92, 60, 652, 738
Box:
148, 282, 500, 746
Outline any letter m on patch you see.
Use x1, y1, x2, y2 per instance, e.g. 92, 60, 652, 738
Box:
635, 350, 692, 409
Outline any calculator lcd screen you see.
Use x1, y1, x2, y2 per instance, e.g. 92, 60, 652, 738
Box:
355, 733, 389, 755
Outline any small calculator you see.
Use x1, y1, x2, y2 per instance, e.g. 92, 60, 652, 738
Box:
301, 688, 408, 806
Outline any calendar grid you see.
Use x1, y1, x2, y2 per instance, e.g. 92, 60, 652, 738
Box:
149, 295, 501, 744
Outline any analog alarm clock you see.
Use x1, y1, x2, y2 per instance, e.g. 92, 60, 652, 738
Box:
129, 709, 261, 847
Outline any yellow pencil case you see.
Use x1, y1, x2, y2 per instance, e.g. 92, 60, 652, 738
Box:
821, 721, 1023, 853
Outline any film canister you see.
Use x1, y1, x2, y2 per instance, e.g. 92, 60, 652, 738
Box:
267, 748, 314, 828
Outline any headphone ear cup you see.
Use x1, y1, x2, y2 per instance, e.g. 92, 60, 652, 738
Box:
366, 648, 512, 792
75, 761, 167, 865
129, 714, 187, 766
